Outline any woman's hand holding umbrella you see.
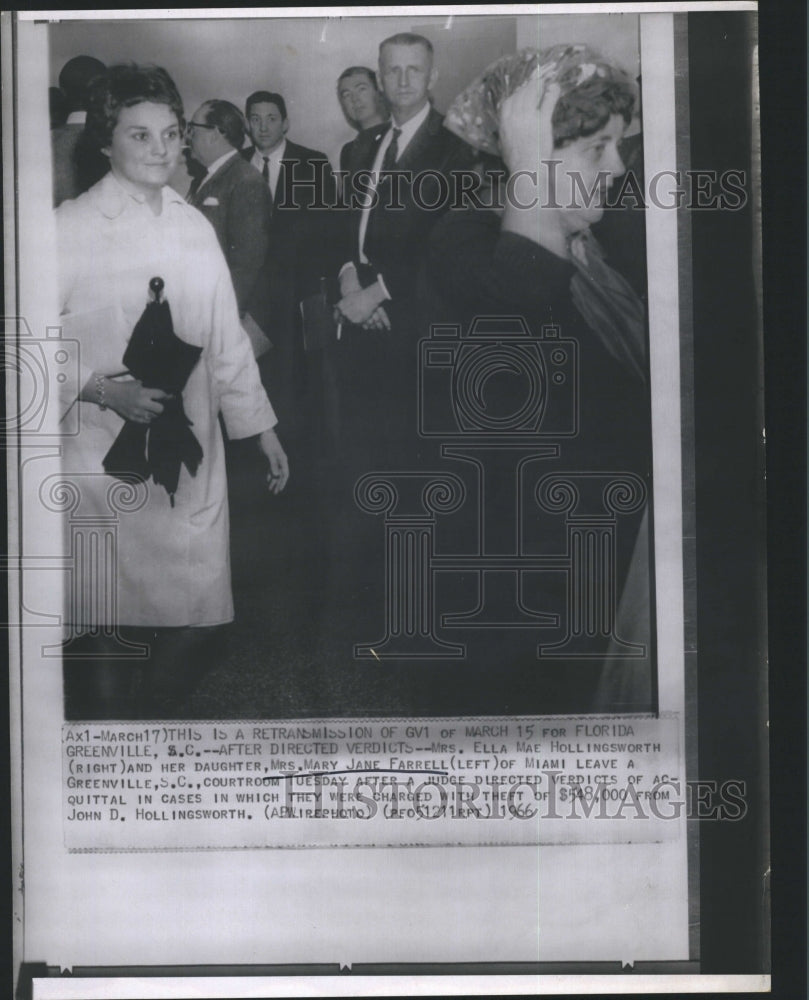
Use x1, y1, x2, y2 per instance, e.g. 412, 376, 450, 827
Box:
102, 277, 204, 505
103, 379, 173, 424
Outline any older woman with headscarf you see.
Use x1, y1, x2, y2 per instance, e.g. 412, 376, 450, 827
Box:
56, 64, 288, 718
427, 46, 653, 713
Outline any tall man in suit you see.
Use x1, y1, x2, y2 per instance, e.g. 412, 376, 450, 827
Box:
334, 32, 475, 457
320, 34, 477, 666
186, 100, 272, 347
242, 90, 338, 446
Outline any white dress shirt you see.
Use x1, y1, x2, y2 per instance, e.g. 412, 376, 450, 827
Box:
357, 101, 431, 265
249, 139, 287, 199
339, 102, 432, 304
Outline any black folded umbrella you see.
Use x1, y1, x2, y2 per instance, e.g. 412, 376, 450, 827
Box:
103, 277, 203, 506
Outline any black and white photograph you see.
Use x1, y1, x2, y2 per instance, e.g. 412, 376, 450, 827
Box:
3, 4, 774, 997
43, 11, 656, 723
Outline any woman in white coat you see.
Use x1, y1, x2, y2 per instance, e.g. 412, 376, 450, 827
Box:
57, 64, 288, 718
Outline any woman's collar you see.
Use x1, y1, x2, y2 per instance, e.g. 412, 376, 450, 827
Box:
97, 172, 184, 219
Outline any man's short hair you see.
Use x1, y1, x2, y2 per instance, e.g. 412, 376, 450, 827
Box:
202, 99, 246, 150
58, 55, 106, 112
337, 66, 379, 89
379, 33, 434, 59
85, 64, 184, 151
245, 90, 287, 120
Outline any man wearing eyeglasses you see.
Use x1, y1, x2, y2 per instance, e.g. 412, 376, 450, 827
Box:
186, 100, 272, 351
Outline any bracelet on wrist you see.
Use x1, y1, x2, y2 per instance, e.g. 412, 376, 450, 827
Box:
95, 374, 107, 411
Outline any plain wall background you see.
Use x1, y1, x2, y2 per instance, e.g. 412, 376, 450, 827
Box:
49, 12, 640, 173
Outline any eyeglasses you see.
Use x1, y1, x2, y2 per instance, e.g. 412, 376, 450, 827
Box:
186, 122, 218, 134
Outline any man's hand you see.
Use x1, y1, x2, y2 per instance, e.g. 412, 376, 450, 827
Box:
257, 428, 289, 494
336, 281, 389, 327
361, 305, 391, 331
338, 264, 363, 297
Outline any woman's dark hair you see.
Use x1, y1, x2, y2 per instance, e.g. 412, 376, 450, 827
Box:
553, 76, 636, 147
542, 46, 637, 147
85, 64, 184, 150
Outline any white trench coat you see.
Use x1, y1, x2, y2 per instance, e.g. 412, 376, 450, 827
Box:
56, 172, 276, 627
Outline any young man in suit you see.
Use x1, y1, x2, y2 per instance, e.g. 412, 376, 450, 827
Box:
186, 99, 271, 346
242, 91, 339, 460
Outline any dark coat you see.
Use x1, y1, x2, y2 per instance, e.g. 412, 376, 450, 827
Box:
239, 141, 339, 432
241, 140, 338, 301
339, 121, 389, 177
189, 151, 271, 323
426, 205, 652, 473
342, 107, 477, 314
422, 205, 654, 712
52, 123, 109, 207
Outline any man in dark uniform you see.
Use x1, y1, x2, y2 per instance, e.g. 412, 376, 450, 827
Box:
336, 65, 389, 176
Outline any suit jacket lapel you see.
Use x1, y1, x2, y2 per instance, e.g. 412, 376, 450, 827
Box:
276, 141, 304, 207
356, 124, 389, 173
395, 107, 442, 172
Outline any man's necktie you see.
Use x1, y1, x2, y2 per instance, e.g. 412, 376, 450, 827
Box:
380, 128, 402, 173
